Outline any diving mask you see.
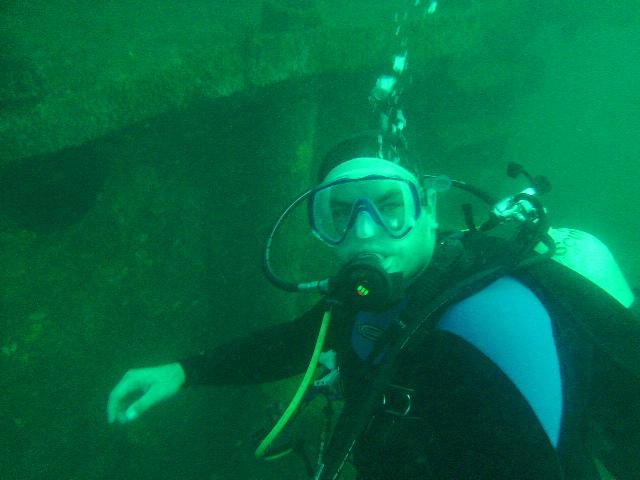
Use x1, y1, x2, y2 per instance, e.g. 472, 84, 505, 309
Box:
309, 159, 424, 246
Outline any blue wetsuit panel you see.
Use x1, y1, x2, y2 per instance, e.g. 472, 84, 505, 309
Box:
437, 276, 563, 448
351, 276, 563, 448
352, 298, 407, 361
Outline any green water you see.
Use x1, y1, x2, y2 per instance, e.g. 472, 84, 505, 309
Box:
0, 1, 638, 479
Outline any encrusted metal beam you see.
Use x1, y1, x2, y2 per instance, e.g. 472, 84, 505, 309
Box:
0, 1, 512, 164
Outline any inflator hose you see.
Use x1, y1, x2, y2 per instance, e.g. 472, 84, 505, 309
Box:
255, 307, 332, 459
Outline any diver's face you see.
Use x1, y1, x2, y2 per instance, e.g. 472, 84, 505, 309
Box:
333, 197, 438, 285
319, 159, 438, 286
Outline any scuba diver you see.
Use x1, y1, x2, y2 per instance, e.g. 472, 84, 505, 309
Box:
107, 131, 640, 479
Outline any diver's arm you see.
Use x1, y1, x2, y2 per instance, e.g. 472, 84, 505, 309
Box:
180, 301, 328, 386
107, 302, 327, 424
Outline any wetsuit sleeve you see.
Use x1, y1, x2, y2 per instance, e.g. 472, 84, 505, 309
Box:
179, 302, 327, 386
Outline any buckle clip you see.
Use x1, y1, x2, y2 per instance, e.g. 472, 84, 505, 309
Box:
381, 384, 416, 417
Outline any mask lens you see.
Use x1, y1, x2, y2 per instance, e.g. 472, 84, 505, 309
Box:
310, 177, 419, 244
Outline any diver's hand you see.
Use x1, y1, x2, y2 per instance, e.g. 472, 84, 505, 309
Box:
107, 362, 186, 424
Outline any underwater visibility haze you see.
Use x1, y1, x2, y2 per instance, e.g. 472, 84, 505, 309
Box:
0, 1, 638, 479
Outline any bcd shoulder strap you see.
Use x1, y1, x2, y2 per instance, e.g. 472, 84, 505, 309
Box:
515, 259, 640, 380
315, 233, 512, 480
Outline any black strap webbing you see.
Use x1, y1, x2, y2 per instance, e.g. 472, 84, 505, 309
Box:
315, 256, 509, 480
518, 260, 640, 380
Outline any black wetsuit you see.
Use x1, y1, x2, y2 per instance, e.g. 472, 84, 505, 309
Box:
180, 257, 639, 479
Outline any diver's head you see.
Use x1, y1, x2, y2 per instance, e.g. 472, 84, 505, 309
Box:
310, 133, 438, 287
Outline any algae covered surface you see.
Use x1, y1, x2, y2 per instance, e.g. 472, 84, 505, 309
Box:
1, 1, 639, 479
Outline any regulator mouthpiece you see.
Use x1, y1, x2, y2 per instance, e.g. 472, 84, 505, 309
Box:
331, 254, 404, 311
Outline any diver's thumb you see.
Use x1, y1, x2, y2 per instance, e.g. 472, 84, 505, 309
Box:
124, 392, 157, 422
